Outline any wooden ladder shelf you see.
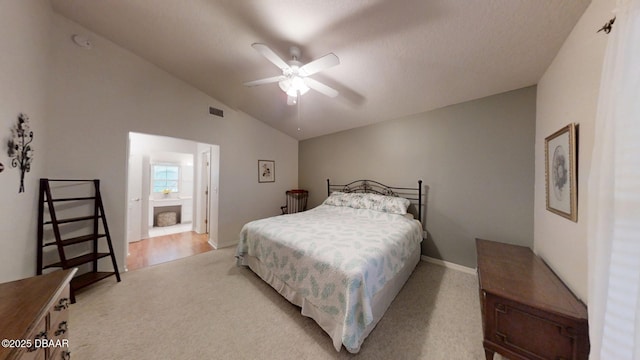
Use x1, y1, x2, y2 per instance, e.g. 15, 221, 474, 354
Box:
37, 178, 121, 302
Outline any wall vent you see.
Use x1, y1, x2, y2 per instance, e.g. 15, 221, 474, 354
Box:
209, 106, 224, 117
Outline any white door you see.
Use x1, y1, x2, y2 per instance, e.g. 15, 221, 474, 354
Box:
127, 153, 143, 243
201, 150, 211, 234
209, 146, 220, 245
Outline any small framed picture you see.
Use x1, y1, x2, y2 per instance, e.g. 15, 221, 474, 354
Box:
545, 123, 577, 222
258, 160, 275, 183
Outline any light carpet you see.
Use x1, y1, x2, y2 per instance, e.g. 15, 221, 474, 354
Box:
70, 247, 492, 359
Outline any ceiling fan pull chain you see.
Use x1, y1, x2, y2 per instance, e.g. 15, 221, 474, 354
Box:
297, 91, 302, 132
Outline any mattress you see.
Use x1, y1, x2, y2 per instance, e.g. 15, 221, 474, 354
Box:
236, 204, 423, 352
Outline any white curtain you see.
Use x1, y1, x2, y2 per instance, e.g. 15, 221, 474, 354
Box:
588, 0, 640, 359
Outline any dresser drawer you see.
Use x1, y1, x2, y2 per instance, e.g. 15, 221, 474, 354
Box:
48, 347, 71, 360
47, 284, 71, 360
48, 313, 69, 360
485, 294, 585, 360
49, 285, 71, 335
17, 316, 47, 360
14, 347, 45, 360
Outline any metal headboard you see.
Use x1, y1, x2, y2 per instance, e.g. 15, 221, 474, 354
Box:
326, 179, 423, 223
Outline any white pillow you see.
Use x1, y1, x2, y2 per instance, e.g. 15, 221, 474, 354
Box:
362, 193, 410, 215
324, 192, 410, 215
323, 191, 349, 206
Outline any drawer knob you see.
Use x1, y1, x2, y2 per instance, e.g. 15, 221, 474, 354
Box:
54, 298, 69, 311
27, 331, 47, 352
55, 321, 68, 336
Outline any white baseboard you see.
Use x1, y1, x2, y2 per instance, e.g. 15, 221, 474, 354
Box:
208, 239, 218, 249
215, 240, 240, 249
421, 255, 477, 275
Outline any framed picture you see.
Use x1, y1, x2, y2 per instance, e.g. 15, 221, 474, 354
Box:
545, 123, 577, 222
258, 160, 275, 183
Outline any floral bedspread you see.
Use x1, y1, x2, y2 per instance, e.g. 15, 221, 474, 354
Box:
235, 204, 422, 352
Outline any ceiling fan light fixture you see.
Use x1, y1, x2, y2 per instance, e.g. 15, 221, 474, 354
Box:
278, 78, 291, 92
280, 76, 310, 98
245, 43, 339, 104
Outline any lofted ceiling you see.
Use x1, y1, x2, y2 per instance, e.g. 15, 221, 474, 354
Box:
50, 0, 590, 140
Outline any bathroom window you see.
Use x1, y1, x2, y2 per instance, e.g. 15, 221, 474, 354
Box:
152, 164, 180, 193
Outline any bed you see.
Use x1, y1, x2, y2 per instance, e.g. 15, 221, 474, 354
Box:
236, 179, 424, 353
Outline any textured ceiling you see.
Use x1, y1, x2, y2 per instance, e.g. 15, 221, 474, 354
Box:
50, 0, 590, 140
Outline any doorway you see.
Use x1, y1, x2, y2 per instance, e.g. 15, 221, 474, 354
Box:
125, 132, 220, 271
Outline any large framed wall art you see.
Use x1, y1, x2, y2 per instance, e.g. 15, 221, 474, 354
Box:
545, 123, 577, 222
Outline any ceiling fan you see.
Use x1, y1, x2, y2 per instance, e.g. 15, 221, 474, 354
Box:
244, 43, 340, 105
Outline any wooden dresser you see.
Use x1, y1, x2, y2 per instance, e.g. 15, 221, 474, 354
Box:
476, 239, 589, 360
0, 268, 76, 360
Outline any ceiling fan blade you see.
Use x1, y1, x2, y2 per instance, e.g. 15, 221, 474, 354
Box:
243, 76, 283, 87
299, 53, 340, 77
251, 43, 290, 71
304, 78, 339, 98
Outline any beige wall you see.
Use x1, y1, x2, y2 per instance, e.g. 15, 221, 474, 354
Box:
534, 0, 615, 301
45, 15, 298, 270
300, 87, 536, 268
1, 0, 611, 301
0, 5, 298, 281
0, 0, 53, 282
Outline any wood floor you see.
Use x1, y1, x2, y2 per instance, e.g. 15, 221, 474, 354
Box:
126, 231, 213, 271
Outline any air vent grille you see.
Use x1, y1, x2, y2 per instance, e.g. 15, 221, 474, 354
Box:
209, 106, 223, 117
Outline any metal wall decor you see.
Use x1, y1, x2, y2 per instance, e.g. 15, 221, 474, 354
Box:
8, 113, 34, 193
597, 17, 616, 34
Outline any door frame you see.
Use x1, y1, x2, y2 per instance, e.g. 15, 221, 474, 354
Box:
124, 132, 220, 270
